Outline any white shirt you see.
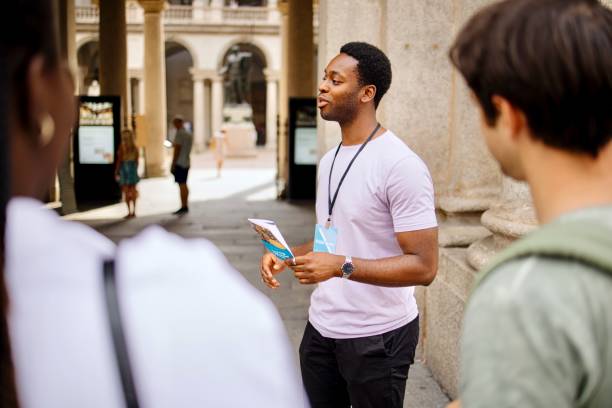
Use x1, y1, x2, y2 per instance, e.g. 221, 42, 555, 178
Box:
309, 131, 437, 339
7, 197, 307, 407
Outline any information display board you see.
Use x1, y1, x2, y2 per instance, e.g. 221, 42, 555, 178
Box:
73, 96, 121, 204
287, 98, 317, 200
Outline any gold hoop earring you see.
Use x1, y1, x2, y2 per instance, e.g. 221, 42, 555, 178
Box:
39, 113, 55, 147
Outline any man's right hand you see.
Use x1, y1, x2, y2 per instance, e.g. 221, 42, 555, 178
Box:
260, 252, 286, 288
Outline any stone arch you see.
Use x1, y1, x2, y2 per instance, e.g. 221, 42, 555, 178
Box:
165, 40, 195, 127
76, 35, 99, 52
216, 37, 271, 71
218, 40, 269, 145
164, 35, 199, 68
76, 39, 100, 95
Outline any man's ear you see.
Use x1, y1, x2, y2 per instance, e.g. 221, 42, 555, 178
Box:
491, 95, 527, 140
360, 85, 377, 104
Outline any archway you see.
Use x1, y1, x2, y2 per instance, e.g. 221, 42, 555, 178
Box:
76, 40, 100, 95
220, 42, 268, 145
165, 41, 194, 133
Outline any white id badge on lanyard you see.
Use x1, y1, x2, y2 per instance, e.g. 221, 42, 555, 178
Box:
313, 224, 337, 254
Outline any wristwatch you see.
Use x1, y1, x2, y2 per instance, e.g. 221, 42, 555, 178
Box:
341, 256, 354, 279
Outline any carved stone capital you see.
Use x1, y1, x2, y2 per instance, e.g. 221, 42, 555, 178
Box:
138, 0, 165, 14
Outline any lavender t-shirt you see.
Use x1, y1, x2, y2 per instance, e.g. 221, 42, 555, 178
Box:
309, 130, 437, 339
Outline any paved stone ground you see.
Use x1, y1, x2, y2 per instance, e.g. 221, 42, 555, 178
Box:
68, 149, 450, 408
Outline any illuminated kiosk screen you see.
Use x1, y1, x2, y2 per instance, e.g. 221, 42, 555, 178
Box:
78, 101, 115, 164
294, 127, 317, 165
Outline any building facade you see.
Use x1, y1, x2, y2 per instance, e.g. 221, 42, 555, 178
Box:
74, 0, 282, 158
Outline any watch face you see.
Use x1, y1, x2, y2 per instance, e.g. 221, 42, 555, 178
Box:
342, 262, 354, 274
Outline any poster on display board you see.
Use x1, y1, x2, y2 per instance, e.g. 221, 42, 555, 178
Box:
77, 100, 115, 164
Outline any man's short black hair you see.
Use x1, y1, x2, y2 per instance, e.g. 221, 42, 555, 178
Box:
450, 0, 612, 157
340, 42, 392, 108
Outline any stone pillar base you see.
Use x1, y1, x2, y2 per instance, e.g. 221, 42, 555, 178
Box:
421, 248, 477, 400
145, 162, 167, 178
467, 204, 537, 270
437, 210, 492, 248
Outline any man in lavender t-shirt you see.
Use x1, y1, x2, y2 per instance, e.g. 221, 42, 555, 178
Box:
261, 42, 438, 408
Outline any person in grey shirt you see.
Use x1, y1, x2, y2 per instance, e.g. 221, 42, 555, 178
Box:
170, 115, 193, 215
447, 0, 612, 407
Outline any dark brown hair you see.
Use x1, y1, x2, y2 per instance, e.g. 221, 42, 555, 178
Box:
1, 1, 61, 405
450, 0, 612, 157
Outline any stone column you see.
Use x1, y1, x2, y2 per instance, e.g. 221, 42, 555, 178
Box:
190, 69, 206, 153
139, 0, 167, 177
267, 0, 280, 23
287, 0, 315, 98
264, 69, 279, 149
192, 0, 205, 21
467, 177, 538, 270
204, 80, 212, 145
277, 0, 290, 192
138, 78, 145, 115
128, 70, 146, 116
99, 0, 129, 128
211, 75, 224, 137
210, 0, 223, 22
55, 0, 78, 214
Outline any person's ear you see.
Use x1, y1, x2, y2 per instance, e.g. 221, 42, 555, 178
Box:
491, 95, 527, 141
360, 85, 377, 104
26, 54, 55, 147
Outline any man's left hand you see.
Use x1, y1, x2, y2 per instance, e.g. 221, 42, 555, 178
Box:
288, 252, 343, 284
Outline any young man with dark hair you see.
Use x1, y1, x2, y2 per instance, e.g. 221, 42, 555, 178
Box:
171, 115, 193, 215
261, 42, 439, 407
447, 0, 612, 407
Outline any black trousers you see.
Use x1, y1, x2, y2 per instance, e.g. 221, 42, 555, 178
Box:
299, 317, 419, 408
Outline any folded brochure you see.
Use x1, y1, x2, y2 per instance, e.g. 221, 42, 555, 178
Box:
248, 218, 294, 260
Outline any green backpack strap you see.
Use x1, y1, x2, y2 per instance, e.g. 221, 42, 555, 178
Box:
474, 219, 612, 290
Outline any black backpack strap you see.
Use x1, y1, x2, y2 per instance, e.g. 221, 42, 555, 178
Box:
103, 260, 141, 408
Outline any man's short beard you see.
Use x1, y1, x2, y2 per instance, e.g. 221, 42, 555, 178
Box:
320, 91, 360, 124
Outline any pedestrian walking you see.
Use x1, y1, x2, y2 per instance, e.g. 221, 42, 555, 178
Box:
213, 127, 228, 178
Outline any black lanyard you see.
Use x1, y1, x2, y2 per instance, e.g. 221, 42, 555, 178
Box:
327, 123, 381, 225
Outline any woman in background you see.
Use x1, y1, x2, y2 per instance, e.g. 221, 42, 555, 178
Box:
115, 129, 140, 218
213, 127, 228, 177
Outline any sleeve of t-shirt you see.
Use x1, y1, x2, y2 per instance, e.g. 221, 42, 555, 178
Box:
174, 131, 184, 146
460, 259, 588, 408
385, 156, 437, 232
